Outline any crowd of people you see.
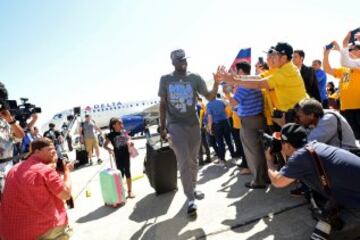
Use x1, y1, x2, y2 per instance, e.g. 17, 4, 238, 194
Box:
159, 30, 360, 239
0, 29, 359, 239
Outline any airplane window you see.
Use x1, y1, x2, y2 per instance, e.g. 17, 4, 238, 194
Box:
136, 104, 139, 106
130, 105, 133, 107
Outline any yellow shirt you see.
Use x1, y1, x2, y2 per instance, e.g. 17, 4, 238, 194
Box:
334, 67, 360, 110
198, 103, 206, 124
267, 62, 307, 111
260, 69, 278, 125
225, 105, 232, 118
232, 111, 241, 129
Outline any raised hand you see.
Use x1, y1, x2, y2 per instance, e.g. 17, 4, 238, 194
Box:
343, 32, 351, 48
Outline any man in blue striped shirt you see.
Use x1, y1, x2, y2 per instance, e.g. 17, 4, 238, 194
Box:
231, 62, 268, 189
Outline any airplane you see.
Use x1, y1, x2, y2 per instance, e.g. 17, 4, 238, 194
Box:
42, 98, 160, 137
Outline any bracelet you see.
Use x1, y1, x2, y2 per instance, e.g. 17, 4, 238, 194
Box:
8, 119, 16, 125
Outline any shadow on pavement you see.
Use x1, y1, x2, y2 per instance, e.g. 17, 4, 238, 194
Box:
197, 164, 232, 185
76, 205, 121, 223
219, 170, 312, 239
132, 202, 207, 240
129, 191, 176, 222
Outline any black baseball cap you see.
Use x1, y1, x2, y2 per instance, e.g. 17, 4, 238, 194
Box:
170, 49, 189, 61
267, 42, 293, 59
281, 123, 307, 148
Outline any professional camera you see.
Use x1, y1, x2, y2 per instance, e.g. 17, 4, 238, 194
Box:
1, 98, 41, 128
259, 130, 282, 154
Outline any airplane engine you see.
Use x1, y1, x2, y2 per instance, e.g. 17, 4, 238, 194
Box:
121, 115, 145, 136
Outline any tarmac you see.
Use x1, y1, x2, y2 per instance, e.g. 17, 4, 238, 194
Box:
66, 137, 360, 240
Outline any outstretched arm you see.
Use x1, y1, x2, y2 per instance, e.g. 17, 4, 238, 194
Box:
214, 65, 269, 90
323, 44, 337, 77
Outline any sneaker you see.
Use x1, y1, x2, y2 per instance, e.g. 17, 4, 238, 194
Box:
194, 190, 205, 200
97, 159, 103, 164
290, 187, 305, 197
89, 160, 93, 166
187, 201, 197, 217
245, 182, 267, 189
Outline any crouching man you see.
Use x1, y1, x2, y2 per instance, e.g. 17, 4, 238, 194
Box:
266, 123, 360, 239
0, 138, 73, 240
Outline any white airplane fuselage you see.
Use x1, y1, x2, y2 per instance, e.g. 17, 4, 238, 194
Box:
43, 98, 160, 133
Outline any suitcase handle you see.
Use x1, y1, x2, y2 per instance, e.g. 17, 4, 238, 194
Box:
109, 153, 115, 169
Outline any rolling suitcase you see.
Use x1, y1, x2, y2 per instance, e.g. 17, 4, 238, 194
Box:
145, 137, 177, 195
99, 155, 126, 207
75, 147, 88, 168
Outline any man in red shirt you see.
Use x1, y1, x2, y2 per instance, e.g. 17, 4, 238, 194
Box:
0, 138, 73, 240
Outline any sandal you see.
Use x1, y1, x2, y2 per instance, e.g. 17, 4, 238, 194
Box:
239, 168, 251, 175
127, 192, 136, 199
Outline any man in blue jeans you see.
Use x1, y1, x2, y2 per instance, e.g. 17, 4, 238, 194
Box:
207, 94, 235, 165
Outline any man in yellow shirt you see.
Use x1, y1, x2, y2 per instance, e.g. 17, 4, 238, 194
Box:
323, 40, 360, 140
216, 42, 307, 123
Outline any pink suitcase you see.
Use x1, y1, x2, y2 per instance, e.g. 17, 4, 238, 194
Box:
99, 155, 126, 207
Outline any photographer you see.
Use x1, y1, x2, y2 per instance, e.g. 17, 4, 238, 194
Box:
0, 82, 25, 192
323, 40, 360, 140
17, 113, 40, 155
44, 123, 64, 157
340, 30, 360, 68
0, 138, 73, 240
266, 123, 360, 239
295, 98, 357, 150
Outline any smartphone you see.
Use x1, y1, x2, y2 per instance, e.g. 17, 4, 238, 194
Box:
325, 43, 334, 50
272, 109, 284, 118
258, 57, 264, 65
349, 27, 360, 43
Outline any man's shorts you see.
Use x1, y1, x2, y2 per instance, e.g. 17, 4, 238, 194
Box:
38, 225, 73, 240
84, 137, 99, 154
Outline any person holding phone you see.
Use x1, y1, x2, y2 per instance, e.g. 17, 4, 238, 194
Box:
0, 82, 25, 193
323, 38, 360, 140
0, 138, 73, 240
340, 29, 360, 68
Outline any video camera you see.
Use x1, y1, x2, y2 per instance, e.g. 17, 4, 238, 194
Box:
260, 130, 282, 154
259, 130, 285, 169
0, 98, 41, 128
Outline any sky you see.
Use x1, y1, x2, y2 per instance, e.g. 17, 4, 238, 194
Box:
0, 0, 358, 126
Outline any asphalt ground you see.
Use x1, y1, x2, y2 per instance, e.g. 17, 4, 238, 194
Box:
65, 137, 360, 240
